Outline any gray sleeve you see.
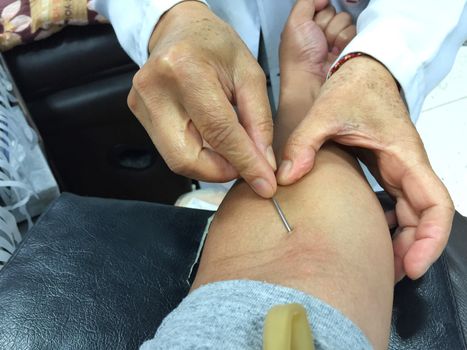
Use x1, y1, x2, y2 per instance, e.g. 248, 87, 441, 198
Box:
140, 280, 372, 350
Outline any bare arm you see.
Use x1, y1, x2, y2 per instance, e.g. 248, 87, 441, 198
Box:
191, 57, 394, 350
190, 3, 395, 347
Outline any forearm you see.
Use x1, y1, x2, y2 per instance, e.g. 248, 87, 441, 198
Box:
192, 91, 394, 349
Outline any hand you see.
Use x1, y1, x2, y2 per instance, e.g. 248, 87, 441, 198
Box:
128, 1, 277, 198
280, 0, 355, 84
276, 0, 355, 148
277, 55, 455, 281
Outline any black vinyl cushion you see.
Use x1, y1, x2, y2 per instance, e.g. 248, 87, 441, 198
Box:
0, 193, 466, 349
0, 194, 212, 349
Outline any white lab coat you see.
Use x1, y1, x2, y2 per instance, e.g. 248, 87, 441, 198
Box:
93, 0, 467, 122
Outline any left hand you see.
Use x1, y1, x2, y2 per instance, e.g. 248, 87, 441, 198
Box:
277, 55, 455, 282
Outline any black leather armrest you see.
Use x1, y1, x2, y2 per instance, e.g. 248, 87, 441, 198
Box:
0, 194, 212, 349
0, 194, 466, 349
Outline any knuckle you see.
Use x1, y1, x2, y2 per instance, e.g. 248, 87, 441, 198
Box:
154, 43, 203, 80
337, 11, 352, 24
250, 67, 267, 85
337, 27, 355, 43
255, 117, 273, 136
157, 42, 192, 66
132, 68, 152, 93
230, 150, 258, 176
202, 120, 237, 150
127, 90, 138, 114
286, 137, 305, 152
136, 42, 203, 90
321, 5, 335, 15
326, 5, 337, 17
167, 153, 195, 176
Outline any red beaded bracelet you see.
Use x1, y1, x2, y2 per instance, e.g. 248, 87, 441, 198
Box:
326, 52, 401, 91
326, 52, 366, 80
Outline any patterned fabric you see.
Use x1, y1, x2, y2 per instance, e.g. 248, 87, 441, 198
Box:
0, 0, 107, 51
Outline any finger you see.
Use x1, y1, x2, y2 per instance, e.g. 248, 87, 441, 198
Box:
235, 63, 276, 170
395, 196, 420, 230
324, 12, 353, 50
181, 65, 277, 198
392, 226, 416, 283
333, 25, 356, 52
129, 86, 238, 182
313, 5, 336, 33
403, 205, 453, 279
400, 167, 454, 279
277, 107, 336, 185
185, 120, 240, 181
391, 198, 418, 280
404, 174, 454, 279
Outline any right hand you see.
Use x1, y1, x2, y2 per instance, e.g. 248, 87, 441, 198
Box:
128, 1, 277, 198
278, 49, 454, 283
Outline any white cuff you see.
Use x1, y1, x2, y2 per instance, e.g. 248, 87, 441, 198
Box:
330, 1, 467, 123
94, 0, 208, 67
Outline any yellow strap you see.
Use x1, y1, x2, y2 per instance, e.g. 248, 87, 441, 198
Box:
263, 303, 315, 350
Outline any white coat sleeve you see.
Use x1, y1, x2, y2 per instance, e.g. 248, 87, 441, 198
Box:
335, 0, 467, 122
92, 0, 208, 67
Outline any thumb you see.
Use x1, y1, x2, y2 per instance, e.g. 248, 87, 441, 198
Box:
277, 110, 333, 185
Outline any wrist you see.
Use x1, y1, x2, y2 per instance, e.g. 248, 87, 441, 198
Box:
149, 0, 210, 52
279, 73, 322, 107
331, 55, 400, 93
276, 77, 321, 141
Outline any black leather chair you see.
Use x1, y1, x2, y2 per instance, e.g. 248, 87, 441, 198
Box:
0, 193, 466, 349
2, 25, 191, 204
1, 23, 466, 350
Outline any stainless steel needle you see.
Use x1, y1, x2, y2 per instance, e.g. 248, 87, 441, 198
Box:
271, 197, 292, 233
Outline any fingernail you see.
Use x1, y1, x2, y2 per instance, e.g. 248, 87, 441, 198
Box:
266, 146, 277, 171
277, 160, 293, 184
251, 178, 274, 198
332, 46, 340, 55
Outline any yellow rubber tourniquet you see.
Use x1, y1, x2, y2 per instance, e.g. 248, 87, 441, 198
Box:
263, 303, 315, 350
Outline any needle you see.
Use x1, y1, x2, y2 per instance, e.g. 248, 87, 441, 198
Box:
271, 197, 292, 233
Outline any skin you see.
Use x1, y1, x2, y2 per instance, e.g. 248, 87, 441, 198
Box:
276, 53, 454, 281
128, 0, 279, 198
128, 0, 454, 281
192, 3, 393, 348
